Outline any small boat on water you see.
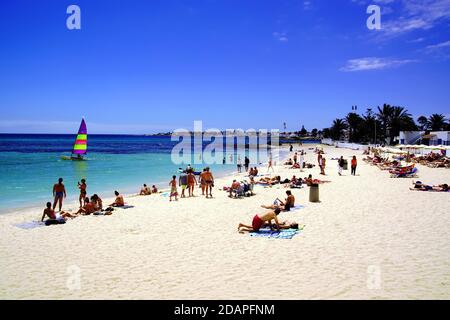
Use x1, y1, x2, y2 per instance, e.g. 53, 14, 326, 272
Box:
61, 118, 88, 161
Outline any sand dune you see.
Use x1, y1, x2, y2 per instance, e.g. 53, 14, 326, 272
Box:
1, 145, 449, 299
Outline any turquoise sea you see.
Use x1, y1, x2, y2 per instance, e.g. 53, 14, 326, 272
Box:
0, 134, 301, 212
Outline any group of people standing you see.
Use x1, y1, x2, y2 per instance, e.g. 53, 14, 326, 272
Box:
170, 167, 215, 201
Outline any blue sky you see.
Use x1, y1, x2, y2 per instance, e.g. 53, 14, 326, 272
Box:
0, 0, 449, 134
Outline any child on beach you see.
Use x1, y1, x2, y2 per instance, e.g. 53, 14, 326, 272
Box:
169, 175, 178, 201
351, 156, 357, 176
78, 179, 87, 207
179, 173, 188, 198
52, 178, 66, 212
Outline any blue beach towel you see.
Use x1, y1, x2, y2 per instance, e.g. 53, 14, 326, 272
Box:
250, 225, 305, 239
286, 205, 305, 212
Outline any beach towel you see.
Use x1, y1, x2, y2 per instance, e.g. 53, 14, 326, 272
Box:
285, 205, 305, 212
14, 221, 46, 230
250, 226, 305, 239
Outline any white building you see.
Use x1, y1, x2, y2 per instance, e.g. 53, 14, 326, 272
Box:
398, 131, 450, 146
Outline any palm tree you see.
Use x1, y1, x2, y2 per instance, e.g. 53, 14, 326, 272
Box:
330, 119, 348, 141
377, 104, 393, 142
345, 112, 364, 142
417, 116, 429, 130
428, 114, 446, 131
388, 106, 416, 144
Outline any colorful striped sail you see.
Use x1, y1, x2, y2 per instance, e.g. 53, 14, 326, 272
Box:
72, 119, 87, 155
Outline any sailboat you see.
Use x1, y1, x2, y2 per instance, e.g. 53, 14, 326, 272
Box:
61, 118, 88, 161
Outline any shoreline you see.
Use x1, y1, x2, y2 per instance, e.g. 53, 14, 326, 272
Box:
0, 146, 290, 218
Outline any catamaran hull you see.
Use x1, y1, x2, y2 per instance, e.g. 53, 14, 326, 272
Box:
61, 156, 87, 161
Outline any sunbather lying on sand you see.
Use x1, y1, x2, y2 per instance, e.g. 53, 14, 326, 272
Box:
257, 176, 281, 186
261, 191, 295, 211
238, 208, 281, 233
41, 202, 74, 222
410, 181, 449, 192
304, 174, 331, 186
262, 220, 300, 230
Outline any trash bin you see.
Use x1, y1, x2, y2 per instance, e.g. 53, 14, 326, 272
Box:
343, 160, 348, 170
309, 184, 320, 202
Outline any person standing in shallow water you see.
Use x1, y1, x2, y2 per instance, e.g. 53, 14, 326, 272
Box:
351, 156, 357, 176
52, 178, 66, 212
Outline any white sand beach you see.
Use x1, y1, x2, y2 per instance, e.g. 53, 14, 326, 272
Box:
0, 144, 449, 300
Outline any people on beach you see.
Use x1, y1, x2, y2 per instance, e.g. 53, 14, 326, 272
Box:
203, 167, 214, 198
229, 180, 242, 198
299, 152, 305, 171
351, 156, 357, 176
151, 185, 158, 193
109, 191, 125, 207
304, 174, 331, 186
187, 170, 198, 197
338, 156, 345, 176
52, 178, 66, 212
261, 190, 295, 211
237, 208, 281, 233
169, 175, 178, 201
140, 184, 151, 195
410, 181, 449, 192
321, 157, 326, 175
289, 144, 293, 152
78, 179, 87, 207
41, 202, 73, 223
179, 172, 188, 198
257, 176, 281, 186
91, 194, 103, 211
293, 152, 298, 165
76, 197, 96, 215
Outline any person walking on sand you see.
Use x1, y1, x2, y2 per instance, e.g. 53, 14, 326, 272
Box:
169, 175, 178, 201
293, 152, 298, 165
237, 208, 282, 233
179, 172, 188, 198
338, 156, 345, 176
52, 178, 66, 212
289, 144, 293, 152
321, 157, 326, 175
267, 155, 274, 173
237, 155, 242, 173
203, 167, 214, 198
187, 170, 197, 197
200, 169, 207, 196
244, 156, 250, 172
299, 152, 305, 171
351, 156, 357, 176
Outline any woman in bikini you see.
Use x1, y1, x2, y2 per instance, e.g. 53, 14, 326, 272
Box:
52, 178, 66, 212
78, 179, 87, 208
187, 170, 197, 197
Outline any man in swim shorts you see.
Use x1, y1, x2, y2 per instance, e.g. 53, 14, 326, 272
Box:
41, 201, 73, 222
237, 208, 281, 233
179, 173, 188, 198
52, 178, 66, 212
261, 190, 295, 211
109, 191, 125, 207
